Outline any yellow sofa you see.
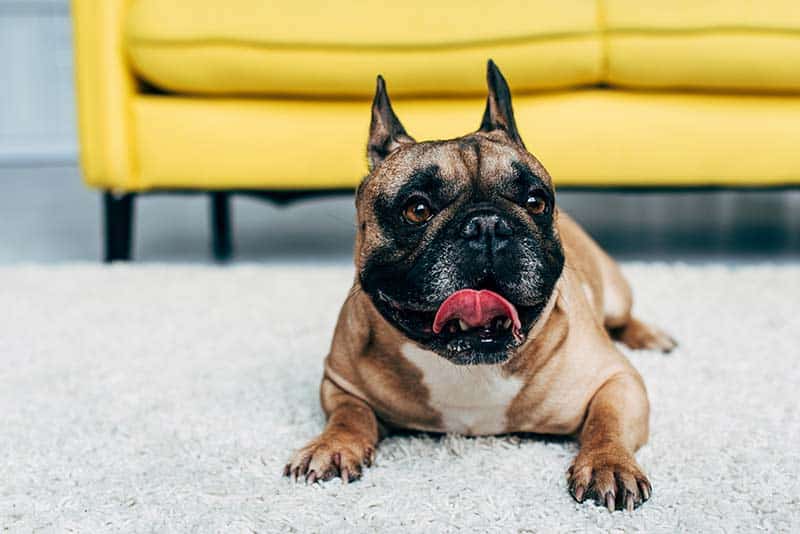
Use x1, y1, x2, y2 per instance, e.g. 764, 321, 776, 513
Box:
72, 0, 800, 260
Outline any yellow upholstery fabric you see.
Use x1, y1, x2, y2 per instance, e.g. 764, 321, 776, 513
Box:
125, 0, 800, 96
72, 0, 139, 190
131, 91, 800, 191
72, 0, 800, 192
605, 1, 800, 31
125, 0, 601, 96
604, 0, 800, 92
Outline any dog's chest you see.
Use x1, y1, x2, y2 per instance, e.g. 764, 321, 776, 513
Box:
401, 343, 524, 435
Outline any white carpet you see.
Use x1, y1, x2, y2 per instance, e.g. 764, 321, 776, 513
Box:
1, 263, 799, 532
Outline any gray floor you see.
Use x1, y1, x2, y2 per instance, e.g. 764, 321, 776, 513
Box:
1, 164, 799, 264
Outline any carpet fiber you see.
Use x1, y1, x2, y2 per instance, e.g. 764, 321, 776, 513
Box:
1, 263, 798, 532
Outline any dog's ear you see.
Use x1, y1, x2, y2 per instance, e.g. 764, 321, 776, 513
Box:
478, 60, 525, 148
368, 75, 415, 170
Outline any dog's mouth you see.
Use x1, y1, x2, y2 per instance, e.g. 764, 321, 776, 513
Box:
433, 288, 522, 340
377, 288, 530, 364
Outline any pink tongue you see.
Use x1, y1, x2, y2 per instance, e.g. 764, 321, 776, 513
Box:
432, 289, 521, 335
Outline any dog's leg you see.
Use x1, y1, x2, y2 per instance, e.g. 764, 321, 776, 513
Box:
567, 372, 652, 512
284, 377, 379, 483
609, 317, 677, 353
598, 257, 677, 353
579, 229, 676, 353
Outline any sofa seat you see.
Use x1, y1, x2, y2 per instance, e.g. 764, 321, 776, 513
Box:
125, 0, 602, 96
86, 91, 800, 191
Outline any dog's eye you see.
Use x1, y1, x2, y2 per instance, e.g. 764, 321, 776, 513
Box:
403, 198, 434, 225
525, 192, 548, 216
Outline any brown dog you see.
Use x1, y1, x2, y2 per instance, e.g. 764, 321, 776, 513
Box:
284, 61, 676, 512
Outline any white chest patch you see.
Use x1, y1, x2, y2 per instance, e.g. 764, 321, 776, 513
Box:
401, 343, 524, 435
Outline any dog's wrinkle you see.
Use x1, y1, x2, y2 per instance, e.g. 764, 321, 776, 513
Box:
380, 293, 436, 313
511, 160, 551, 193
394, 165, 442, 201
453, 137, 481, 187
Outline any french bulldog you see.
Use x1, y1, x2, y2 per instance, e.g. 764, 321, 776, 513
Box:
284, 60, 676, 512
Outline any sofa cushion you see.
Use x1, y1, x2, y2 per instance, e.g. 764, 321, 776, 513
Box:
125, 0, 602, 96
604, 0, 800, 92
122, 91, 800, 192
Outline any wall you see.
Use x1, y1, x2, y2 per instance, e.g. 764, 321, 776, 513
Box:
0, 0, 75, 165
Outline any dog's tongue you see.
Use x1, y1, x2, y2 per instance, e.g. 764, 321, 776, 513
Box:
432, 289, 521, 334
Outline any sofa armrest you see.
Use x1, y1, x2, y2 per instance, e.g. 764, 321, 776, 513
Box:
71, 0, 139, 190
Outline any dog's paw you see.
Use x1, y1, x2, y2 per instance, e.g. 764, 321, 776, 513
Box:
283, 434, 375, 484
567, 447, 651, 512
611, 317, 677, 354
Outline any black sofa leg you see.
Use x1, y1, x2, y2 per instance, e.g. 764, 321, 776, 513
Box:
211, 192, 233, 261
103, 191, 135, 262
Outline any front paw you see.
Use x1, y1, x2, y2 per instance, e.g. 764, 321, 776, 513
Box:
283, 434, 375, 484
567, 447, 652, 512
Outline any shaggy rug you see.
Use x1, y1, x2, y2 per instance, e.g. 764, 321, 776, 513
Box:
1, 263, 798, 533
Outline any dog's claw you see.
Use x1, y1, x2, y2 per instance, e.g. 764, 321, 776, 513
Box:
306, 471, 318, 484
568, 449, 650, 512
625, 491, 635, 512
638, 480, 651, 501
300, 456, 312, 478
605, 492, 615, 512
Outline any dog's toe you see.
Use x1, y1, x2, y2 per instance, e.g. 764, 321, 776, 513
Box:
568, 447, 651, 512
283, 435, 374, 484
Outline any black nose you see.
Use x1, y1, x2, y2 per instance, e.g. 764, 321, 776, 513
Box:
461, 213, 513, 251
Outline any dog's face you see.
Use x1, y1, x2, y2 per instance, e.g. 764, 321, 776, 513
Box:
357, 61, 564, 365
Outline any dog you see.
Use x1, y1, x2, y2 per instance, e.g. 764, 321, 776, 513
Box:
284, 60, 676, 512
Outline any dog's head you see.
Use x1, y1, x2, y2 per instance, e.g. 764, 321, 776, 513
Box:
356, 61, 564, 365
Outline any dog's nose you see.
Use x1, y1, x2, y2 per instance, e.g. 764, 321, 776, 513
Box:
461, 213, 513, 250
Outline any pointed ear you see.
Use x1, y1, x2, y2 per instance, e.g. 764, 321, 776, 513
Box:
478, 60, 525, 148
368, 75, 415, 170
